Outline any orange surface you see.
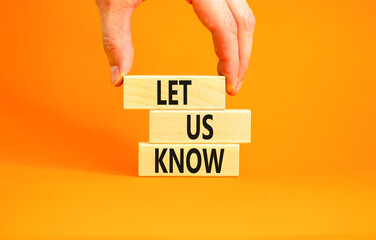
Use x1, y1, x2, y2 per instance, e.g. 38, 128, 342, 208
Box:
0, 0, 375, 239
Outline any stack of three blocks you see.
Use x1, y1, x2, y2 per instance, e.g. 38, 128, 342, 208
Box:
124, 75, 251, 176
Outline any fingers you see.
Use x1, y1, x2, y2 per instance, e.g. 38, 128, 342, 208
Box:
96, 0, 143, 86
189, 0, 240, 95
225, 0, 255, 94
188, 0, 255, 95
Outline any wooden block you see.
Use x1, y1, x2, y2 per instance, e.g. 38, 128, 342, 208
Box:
139, 143, 239, 176
149, 110, 251, 143
123, 75, 225, 109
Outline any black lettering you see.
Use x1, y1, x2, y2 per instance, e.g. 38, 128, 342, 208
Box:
187, 115, 200, 140
203, 148, 224, 173
169, 148, 184, 173
155, 148, 168, 173
202, 114, 213, 140
169, 80, 178, 105
157, 80, 167, 105
186, 148, 201, 173
179, 80, 192, 105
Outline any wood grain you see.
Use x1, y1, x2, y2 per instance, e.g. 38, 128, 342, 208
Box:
139, 143, 239, 176
149, 110, 251, 143
123, 75, 225, 109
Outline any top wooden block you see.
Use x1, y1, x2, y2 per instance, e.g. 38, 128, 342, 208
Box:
123, 75, 225, 109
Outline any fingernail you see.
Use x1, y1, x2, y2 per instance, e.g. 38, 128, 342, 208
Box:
111, 66, 122, 86
226, 81, 237, 94
234, 81, 243, 94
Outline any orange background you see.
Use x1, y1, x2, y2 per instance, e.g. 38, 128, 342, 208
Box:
0, 0, 375, 239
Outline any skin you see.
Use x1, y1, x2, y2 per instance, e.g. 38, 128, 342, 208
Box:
96, 0, 255, 95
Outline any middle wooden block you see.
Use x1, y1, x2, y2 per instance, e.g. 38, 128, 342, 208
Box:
150, 110, 251, 143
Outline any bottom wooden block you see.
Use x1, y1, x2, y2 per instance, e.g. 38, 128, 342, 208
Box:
139, 143, 239, 176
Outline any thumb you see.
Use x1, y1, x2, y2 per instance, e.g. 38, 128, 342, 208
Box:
96, 0, 140, 86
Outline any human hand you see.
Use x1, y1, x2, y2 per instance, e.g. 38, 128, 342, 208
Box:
96, 0, 255, 95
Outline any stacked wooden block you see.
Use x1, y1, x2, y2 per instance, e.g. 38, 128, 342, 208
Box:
124, 76, 251, 176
